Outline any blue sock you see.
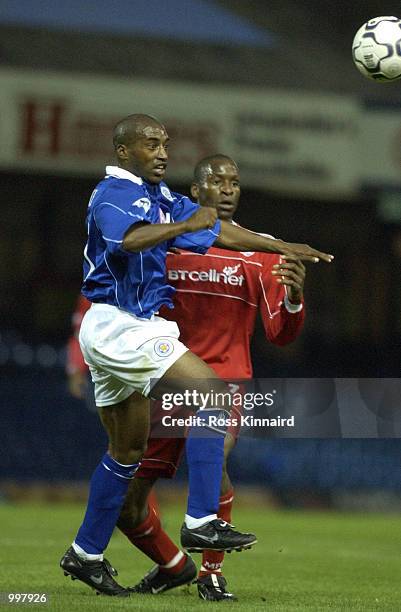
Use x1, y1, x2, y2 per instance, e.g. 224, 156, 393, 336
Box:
75, 453, 138, 554
186, 409, 227, 519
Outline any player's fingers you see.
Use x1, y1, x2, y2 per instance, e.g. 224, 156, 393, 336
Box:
276, 277, 302, 289
298, 260, 306, 274
281, 241, 334, 263
278, 257, 306, 273
312, 250, 334, 263
281, 250, 321, 263
284, 247, 333, 263
272, 266, 301, 277
274, 270, 303, 286
273, 262, 305, 273
298, 244, 334, 263
281, 255, 312, 263
273, 264, 305, 282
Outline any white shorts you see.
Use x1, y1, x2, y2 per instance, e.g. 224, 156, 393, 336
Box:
79, 303, 188, 407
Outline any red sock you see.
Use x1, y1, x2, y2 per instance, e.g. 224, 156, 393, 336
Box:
120, 502, 186, 575
199, 488, 234, 577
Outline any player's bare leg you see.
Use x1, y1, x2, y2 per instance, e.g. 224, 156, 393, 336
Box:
99, 392, 150, 465
60, 392, 149, 596
151, 347, 223, 395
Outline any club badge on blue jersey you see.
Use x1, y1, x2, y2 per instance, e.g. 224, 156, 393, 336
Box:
161, 186, 175, 202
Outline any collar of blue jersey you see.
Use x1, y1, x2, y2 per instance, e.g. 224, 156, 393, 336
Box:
105, 164, 176, 211
105, 165, 143, 185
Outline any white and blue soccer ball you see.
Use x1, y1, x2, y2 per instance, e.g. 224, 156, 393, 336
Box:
352, 16, 401, 82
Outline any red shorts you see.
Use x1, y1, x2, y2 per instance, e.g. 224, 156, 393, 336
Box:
135, 437, 186, 479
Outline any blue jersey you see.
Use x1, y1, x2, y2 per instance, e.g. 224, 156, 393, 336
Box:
82, 166, 221, 318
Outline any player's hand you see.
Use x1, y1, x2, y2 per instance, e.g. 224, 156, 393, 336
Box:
68, 371, 87, 400
277, 240, 334, 263
272, 257, 305, 304
185, 207, 218, 232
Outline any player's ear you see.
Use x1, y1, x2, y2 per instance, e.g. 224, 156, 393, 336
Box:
116, 144, 128, 160
190, 182, 199, 201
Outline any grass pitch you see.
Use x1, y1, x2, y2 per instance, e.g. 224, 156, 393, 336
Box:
0, 500, 400, 611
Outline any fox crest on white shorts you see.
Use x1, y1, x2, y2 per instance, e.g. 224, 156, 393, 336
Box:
154, 338, 175, 358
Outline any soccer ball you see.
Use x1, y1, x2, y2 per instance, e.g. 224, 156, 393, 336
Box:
352, 16, 401, 81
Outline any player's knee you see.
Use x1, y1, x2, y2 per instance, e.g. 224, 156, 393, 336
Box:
112, 442, 147, 466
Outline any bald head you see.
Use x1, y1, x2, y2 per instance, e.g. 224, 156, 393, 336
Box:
193, 154, 238, 186
113, 114, 165, 149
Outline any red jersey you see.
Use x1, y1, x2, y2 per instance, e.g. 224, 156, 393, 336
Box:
66, 248, 304, 379
66, 294, 90, 375
161, 246, 305, 379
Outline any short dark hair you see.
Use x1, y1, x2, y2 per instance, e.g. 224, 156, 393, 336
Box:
112, 114, 163, 149
193, 154, 237, 185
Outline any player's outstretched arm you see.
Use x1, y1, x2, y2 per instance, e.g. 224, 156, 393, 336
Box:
214, 220, 334, 263
122, 208, 218, 252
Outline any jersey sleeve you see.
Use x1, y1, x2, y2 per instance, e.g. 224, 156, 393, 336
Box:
93, 193, 151, 254
170, 195, 221, 254
259, 254, 305, 346
66, 295, 91, 375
